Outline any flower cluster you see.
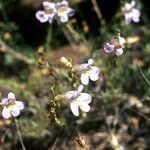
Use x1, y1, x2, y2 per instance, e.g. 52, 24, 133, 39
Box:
123, 0, 140, 24
65, 85, 92, 116
1, 92, 24, 119
34, 0, 139, 118
63, 58, 100, 116
35, 0, 75, 23
104, 35, 126, 56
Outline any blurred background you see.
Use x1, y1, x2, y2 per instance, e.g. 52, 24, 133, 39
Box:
0, 0, 150, 149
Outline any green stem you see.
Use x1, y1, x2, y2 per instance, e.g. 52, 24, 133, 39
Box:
15, 119, 26, 150
45, 25, 53, 51
66, 23, 92, 52
0, 2, 9, 23
138, 67, 150, 87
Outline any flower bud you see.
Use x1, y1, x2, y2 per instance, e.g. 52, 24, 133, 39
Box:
60, 57, 72, 68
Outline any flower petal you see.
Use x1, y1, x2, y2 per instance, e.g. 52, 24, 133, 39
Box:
2, 107, 11, 119
79, 64, 89, 70
119, 37, 126, 46
90, 74, 99, 81
8, 92, 16, 100
104, 43, 114, 53
35, 11, 49, 23
1, 98, 9, 104
77, 93, 92, 104
43, 1, 55, 9
67, 8, 75, 16
125, 3, 132, 11
61, 0, 68, 6
132, 9, 140, 22
15, 101, 24, 110
79, 104, 90, 112
88, 59, 94, 65
65, 91, 75, 99
10, 106, 20, 117
77, 85, 84, 93
91, 66, 100, 74
115, 48, 123, 56
81, 73, 89, 85
131, 0, 136, 7
125, 14, 132, 24
59, 14, 69, 22
70, 102, 79, 116
89, 66, 100, 81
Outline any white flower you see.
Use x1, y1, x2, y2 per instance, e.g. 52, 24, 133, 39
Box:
35, 1, 56, 23
56, 0, 75, 22
35, 1, 75, 23
79, 59, 100, 85
65, 85, 92, 116
104, 35, 126, 56
1, 92, 24, 119
123, 0, 140, 24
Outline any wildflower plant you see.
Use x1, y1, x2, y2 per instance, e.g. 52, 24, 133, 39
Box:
1, 0, 150, 149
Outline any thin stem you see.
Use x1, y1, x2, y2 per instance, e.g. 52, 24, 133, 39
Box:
51, 137, 59, 150
61, 25, 79, 51
1, 128, 10, 143
15, 119, 26, 150
0, 2, 9, 23
64, 23, 91, 53
138, 67, 150, 87
0, 39, 35, 65
45, 25, 53, 51
91, 0, 105, 24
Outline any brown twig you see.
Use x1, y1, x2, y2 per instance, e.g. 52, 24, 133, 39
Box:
91, 0, 105, 24
0, 39, 35, 64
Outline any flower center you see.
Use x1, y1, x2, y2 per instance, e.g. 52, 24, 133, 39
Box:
8, 103, 16, 110
82, 66, 91, 75
44, 9, 54, 15
111, 37, 123, 48
57, 6, 67, 13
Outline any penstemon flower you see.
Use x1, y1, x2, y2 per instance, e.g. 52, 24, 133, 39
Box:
104, 35, 126, 56
123, 0, 140, 24
65, 85, 92, 116
1, 92, 24, 119
56, 0, 75, 22
35, 1, 56, 23
79, 59, 100, 85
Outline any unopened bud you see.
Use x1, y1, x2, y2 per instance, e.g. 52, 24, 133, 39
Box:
37, 46, 45, 55
3, 32, 12, 41
60, 57, 72, 68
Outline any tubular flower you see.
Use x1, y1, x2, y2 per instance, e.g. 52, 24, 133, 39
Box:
123, 0, 140, 24
65, 85, 92, 116
1, 92, 24, 119
56, 0, 75, 22
35, 1, 56, 23
104, 35, 126, 56
79, 59, 100, 85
